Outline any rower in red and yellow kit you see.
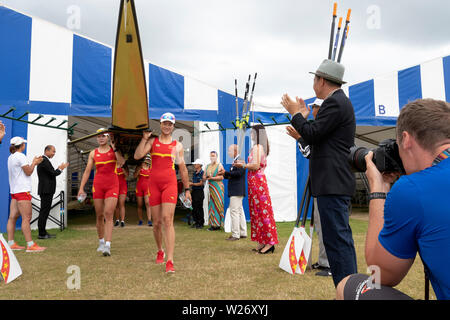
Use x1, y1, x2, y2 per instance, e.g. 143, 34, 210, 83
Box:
134, 113, 191, 273
77, 128, 125, 256
134, 157, 152, 226
114, 163, 129, 227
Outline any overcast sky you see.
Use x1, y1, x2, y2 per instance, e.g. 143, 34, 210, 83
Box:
3, 0, 450, 107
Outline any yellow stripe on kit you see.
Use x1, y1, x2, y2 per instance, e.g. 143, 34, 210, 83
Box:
150, 153, 175, 159
96, 160, 117, 166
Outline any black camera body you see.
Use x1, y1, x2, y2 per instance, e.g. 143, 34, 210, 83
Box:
348, 138, 405, 174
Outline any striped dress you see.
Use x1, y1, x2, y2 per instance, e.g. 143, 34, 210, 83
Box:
206, 163, 224, 228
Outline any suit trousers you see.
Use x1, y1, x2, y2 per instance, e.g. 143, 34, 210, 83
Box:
229, 196, 247, 239
317, 195, 357, 287
191, 189, 205, 226
38, 193, 54, 236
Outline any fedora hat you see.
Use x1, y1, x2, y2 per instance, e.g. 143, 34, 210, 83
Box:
310, 59, 346, 84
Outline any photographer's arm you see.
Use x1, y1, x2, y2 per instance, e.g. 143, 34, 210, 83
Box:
364, 152, 414, 287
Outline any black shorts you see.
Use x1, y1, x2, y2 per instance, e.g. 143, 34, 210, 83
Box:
343, 274, 414, 300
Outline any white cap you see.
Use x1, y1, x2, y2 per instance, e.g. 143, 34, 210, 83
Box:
160, 112, 175, 124
310, 98, 323, 107
193, 159, 203, 165
10, 136, 27, 146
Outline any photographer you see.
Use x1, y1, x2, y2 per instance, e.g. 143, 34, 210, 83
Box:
337, 98, 450, 300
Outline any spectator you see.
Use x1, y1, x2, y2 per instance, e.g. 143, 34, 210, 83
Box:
223, 144, 247, 241
281, 59, 358, 287
204, 151, 225, 231
189, 159, 205, 229
37, 145, 69, 239
234, 125, 278, 254
337, 99, 450, 300
286, 99, 331, 276
7, 137, 46, 252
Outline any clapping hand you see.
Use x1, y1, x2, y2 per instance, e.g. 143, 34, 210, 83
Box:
233, 160, 245, 168
286, 126, 301, 140
33, 156, 43, 165
281, 94, 310, 119
58, 162, 69, 170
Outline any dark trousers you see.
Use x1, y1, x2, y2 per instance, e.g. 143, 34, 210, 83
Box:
38, 193, 54, 236
317, 195, 358, 287
191, 189, 205, 226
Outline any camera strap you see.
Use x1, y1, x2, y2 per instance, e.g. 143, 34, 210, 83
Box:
432, 148, 450, 166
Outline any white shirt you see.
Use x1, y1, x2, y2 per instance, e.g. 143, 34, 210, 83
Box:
8, 152, 32, 194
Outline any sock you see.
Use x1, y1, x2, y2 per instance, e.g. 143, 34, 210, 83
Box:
99, 238, 105, 244
105, 241, 111, 247
8, 240, 14, 246
27, 241, 34, 247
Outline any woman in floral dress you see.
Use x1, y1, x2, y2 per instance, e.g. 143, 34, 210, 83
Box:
234, 124, 278, 253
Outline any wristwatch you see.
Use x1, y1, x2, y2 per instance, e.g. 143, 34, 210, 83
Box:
368, 192, 387, 200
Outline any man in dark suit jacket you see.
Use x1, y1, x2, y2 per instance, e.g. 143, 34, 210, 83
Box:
281, 59, 358, 287
37, 145, 69, 239
224, 144, 247, 241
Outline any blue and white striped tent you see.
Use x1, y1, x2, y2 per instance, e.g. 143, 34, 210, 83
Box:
1, 4, 449, 232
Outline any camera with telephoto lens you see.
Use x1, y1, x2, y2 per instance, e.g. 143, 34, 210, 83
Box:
348, 138, 405, 174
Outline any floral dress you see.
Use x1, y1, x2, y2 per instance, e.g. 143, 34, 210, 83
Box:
247, 148, 278, 245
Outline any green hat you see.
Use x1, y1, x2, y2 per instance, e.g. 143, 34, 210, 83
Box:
310, 59, 346, 84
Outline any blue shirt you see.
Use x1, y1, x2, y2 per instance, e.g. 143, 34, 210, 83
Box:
192, 169, 204, 190
379, 157, 450, 300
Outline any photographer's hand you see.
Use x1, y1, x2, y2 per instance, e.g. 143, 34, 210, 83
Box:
365, 151, 396, 193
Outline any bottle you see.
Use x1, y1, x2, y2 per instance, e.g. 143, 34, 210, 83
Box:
179, 192, 192, 210
77, 193, 87, 203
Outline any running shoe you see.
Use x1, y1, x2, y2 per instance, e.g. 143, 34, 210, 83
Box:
120, 221, 125, 227
26, 243, 46, 253
114, 220, 119, 227
138, 220, 143, 226
103, 245, 111, 257
156, 250, 165, 264
165, 260, 175, 273
97, 242, 105, 252
148, 220, 153, 227
9, 242, 25, 250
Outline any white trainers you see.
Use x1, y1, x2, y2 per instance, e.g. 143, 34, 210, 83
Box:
102, 245, 111, 257
97, 242, 105, 252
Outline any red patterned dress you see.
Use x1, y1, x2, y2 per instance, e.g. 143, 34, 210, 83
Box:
247, 148, 278, 245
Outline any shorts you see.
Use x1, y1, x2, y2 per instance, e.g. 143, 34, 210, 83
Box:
11, 192, 32, 201
149, 178, 178, 206
135, 178, 149, 197
118, 177, 128, 195
343, 273, 414, 300
92, 175, 119, 199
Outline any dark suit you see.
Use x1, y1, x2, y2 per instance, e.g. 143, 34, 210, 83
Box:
223, 166, 246, 197
37, 156, 62, 236
291, 89, 357, 287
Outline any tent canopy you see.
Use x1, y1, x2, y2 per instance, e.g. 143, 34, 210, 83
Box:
1, 4, 449, 229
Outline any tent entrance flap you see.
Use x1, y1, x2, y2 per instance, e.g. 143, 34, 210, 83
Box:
111, 0, 149, 130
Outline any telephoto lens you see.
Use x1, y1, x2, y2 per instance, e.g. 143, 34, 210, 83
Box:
348, 146, 372, 172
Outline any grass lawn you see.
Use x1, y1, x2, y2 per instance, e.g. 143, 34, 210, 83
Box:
0, 205, 435, 300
